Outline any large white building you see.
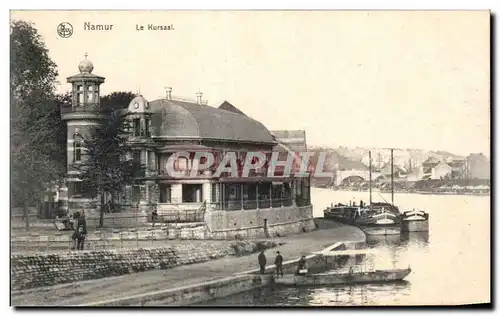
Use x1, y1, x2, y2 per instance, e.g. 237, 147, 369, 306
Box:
59, 55, 315, 239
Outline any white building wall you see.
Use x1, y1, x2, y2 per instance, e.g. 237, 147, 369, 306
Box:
431, 164, 452, 179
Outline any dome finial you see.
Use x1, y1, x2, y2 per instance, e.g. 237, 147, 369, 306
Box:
78, 53, 94, 73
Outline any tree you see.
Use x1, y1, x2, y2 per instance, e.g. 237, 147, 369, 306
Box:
100, 91, 136, 110
10, 20, 66, 229
73, 108, 145, 227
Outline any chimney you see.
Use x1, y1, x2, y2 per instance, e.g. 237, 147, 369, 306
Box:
165, 87, 172, 100
196, 91, 203, 105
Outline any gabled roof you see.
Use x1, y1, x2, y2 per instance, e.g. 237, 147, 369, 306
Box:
218, 101, 247, 116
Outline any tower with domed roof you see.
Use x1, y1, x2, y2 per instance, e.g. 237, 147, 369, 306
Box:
61, 53, 106, 214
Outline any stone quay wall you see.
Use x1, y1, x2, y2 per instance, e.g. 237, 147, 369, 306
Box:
10, 240, 278, 291
208, 205, 316, 239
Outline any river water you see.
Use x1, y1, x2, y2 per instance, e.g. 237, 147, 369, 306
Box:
202, 188, 491, 306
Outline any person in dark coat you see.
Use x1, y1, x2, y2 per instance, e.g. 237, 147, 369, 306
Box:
258, 250, 267, 274
75, 211, 88, 250
274, 251, 284, 277
152, 209, 158, 227
296, 255, 307, 275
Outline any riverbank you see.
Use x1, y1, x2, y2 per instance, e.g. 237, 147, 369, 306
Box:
11, 219, 366, 306
319, 187, 490, 197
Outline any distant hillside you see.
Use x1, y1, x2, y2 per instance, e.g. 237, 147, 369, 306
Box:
308, 147, 367, 171
308, 146, 465, 172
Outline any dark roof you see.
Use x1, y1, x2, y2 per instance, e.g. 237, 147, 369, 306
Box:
66, 72, 105, 82
423, 156, 441, 165
148, 99, 275, 144
218, 101, 247, 116
270, 130, 307, 152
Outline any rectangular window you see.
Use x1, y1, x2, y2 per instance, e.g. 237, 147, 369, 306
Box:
182, 184, 203, 203
145, 118, 150, 137
211, 183, 218, 202
133, 151, 141, 164
159, 184, 171, 203
132, 185, 141, 203
148, 151, 155, 170
77, 85, 83, 92
77, 93, 84, 105
87, 92, 93, 103
74, 182, 83, 195
74, 141, 82, 162
133, 119, 141, 136
148, 185, 154, 202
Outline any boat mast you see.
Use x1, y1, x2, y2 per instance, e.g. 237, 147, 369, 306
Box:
369, 150, 372, 207
391, 148, 394, 206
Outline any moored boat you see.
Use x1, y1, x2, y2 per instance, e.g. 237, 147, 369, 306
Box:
359, 209, 402, 236
360, 225, 401, 236
274, 268, 411, 286
323, 205, 364, 224
401, 209, 429, 232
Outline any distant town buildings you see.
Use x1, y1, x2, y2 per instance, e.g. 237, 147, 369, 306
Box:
464, 153, 490, 180
326, 151, 490, 186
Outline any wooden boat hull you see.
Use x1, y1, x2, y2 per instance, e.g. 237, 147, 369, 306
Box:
274, 268, 411, 286
361, 225, 401, 236
402, 219, 429, 232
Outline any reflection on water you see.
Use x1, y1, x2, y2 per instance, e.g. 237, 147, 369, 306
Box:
198, 189, 490, 306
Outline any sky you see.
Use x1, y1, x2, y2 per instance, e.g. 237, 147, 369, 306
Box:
10, 10, 490, 156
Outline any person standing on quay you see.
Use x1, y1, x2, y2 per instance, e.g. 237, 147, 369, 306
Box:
258, 250, 267, 274
275, 251, 284, 277
76, 211, 88, 250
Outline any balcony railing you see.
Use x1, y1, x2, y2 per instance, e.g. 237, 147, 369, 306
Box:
60, 105, 100, 115
212, 197, 295, 211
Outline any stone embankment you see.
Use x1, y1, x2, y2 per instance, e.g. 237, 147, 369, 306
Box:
11, 240, 279, 291
11, 219, 366, 306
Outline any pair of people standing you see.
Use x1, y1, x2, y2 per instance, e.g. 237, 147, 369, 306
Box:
258, 251, 308, 276
259, 250, 283, 276
258, 250, 284, 277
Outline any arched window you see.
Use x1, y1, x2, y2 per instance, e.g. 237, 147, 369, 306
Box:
76, 85, 84, 106
74, 140, 82, 162
73, 134, 82, 162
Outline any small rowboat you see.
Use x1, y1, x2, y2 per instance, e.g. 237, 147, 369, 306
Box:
274, 268, 411, 287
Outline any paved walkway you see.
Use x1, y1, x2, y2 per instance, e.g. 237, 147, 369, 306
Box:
11, 221, 365, 306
